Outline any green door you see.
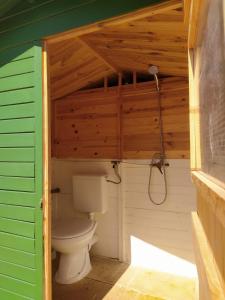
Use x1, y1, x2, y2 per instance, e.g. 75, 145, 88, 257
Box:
0, 42, 43, 299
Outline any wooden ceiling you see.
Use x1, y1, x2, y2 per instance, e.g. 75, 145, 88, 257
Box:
49, 0, 189, 100
48, 38, 115, 100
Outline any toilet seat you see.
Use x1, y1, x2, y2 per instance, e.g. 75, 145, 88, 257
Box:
52, 218, 96, 240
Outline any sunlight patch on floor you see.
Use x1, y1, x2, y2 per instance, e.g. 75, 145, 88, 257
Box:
130, 236, 197, 279
53, 256, 197, 300
104, 266, 197, 300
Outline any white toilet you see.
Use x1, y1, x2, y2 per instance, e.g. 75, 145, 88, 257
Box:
52, 175, 107, 284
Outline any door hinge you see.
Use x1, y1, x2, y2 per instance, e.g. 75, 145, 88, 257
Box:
40, 198, 43, 209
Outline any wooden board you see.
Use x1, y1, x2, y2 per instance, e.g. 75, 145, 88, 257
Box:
0, 42, 44, 300
122, 77, 189, 159
188, 0, 209, 48
48, 1, 189, 99
81, 2, 188, 77
53, 89, 119, 158
189, 1, 225, 298
192, 212, 225, 300
48, 38, 114, 100
192, 172, 225, 297
43, 41, 52, 300
52, 77, 189, 159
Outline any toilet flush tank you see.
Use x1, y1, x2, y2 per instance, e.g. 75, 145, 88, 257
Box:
72, 175, 108, 213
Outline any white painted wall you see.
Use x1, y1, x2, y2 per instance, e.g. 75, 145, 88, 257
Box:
122, 159, 197, 277
51, 159, 120, 258
51, 158, 196, 276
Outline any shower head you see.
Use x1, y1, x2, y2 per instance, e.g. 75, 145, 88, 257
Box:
148, 65, 159, 75
148, 65, 160, 92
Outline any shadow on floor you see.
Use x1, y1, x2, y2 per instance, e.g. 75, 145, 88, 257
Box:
52, 255, 128, 300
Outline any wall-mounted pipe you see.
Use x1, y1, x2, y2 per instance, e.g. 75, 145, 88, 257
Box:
106, 161, 121, 184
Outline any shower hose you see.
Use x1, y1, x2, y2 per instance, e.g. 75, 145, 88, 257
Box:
148, 72, 168, 205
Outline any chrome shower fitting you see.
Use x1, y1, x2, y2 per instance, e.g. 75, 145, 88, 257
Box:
147, 65, 168, 205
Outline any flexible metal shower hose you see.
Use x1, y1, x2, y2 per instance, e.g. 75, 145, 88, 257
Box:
148, 76, 168, 205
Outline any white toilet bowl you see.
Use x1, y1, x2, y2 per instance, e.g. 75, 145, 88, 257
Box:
52, 217, 97, 284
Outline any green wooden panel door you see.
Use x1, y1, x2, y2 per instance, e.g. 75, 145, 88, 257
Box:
0, 42, 43, 299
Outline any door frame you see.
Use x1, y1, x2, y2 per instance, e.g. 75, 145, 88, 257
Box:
41, 2, 188, 299
42, 41, 52, 300
188, 1, 225, 299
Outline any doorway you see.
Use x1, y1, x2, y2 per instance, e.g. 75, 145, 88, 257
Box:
42, 1, 195, 299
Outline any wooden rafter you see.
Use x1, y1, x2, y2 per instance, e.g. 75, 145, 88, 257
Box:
48, 0, 189, 97
80, 1, 188, 78
188, 0, 209, 48
183, 0, 191, 26
78, 37, 119, 73
49, 37, 114, 99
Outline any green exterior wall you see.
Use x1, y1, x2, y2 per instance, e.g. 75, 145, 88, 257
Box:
0, 0, 163, 51
0, 0, 163, 299
0, 43, 43, 299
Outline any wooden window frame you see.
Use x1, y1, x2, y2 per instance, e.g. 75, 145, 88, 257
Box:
188, 1, 225, 299
188, 0, 225, 191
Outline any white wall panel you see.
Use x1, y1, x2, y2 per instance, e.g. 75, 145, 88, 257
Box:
51, 158, 197, 273
51, 159, 119, 258
122, 159, 197, 277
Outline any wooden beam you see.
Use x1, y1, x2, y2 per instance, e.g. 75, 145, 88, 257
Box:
188, 48, 201, 170
46, 0, 182, 45
192, 171, 225, 203
42, 41, 52, 300
188, 0, 209, 48
78, 37, 118, 73
183, 0, 191, 27
117, 73, 123, 159
192, 212, 225, 300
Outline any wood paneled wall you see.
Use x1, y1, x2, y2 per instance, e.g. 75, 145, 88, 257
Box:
189, 0, 225, 299
122, 77, 189, 159
53, 87, 119, 158
192, 173, 225, 299
52, 77, 189, 159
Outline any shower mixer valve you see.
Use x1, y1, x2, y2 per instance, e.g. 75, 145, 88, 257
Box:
150, 160, 169, 174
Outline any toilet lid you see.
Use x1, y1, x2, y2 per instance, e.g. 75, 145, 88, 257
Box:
52, 218, 95, 239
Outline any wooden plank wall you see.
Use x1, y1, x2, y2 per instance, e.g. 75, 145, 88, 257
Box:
192, 173, 225, 299
52, 77, 189, 159
53, 87, 119, 158
0, 43, 43, 299
188, 0, 225, 299
122, 77, 189, 159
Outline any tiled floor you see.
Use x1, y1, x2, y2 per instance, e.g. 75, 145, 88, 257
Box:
53, 256, 197, 300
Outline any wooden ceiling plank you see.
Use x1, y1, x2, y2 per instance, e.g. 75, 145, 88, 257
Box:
78, 36, 119, 73
103, 56, 188, 77
109, 21, 186, 34
145, 9, 184, 22
52, 68, 113, 100
94, 46, 187, 59
49, 37, 116, 99
83, 28, 187, 47
86, 37, 187, 50
49, 0, 188, 95
52, 67, 112, 99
